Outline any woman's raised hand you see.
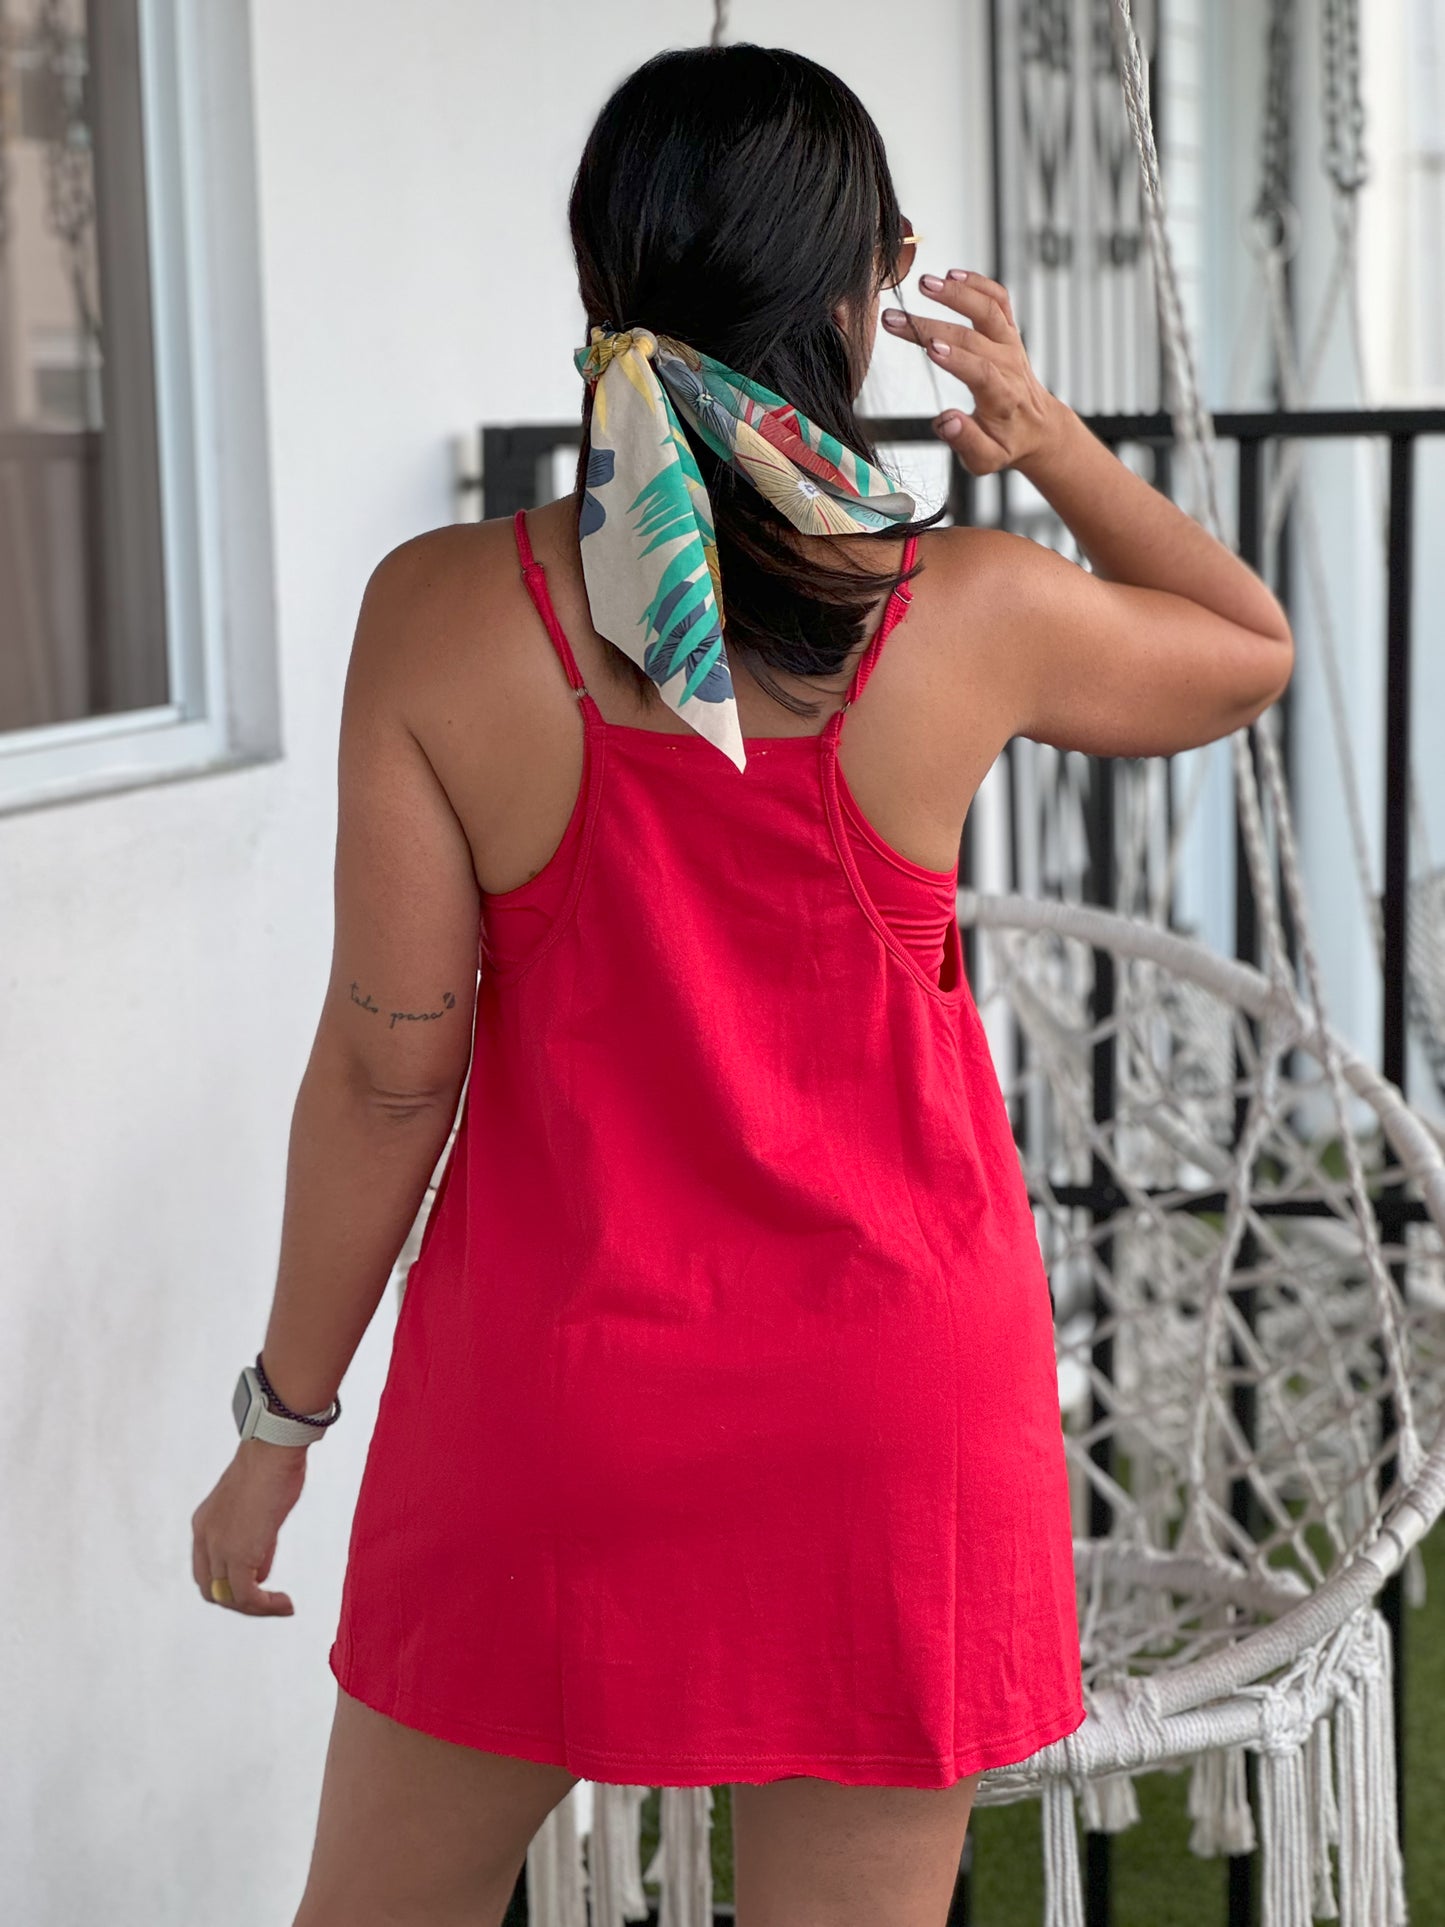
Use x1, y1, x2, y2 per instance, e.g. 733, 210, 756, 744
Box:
882, 271, 1062, 477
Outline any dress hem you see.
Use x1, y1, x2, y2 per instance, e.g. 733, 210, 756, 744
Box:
328, 1643, 1087, 1790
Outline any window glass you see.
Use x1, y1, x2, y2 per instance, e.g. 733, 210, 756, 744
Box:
0, 0, 168, 734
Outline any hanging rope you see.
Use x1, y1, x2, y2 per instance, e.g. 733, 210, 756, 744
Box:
1253, 0, 1298, 255
1110, 0, 1421, 1483
1322, 0, 1370, 195
1107, 3, 1225, 536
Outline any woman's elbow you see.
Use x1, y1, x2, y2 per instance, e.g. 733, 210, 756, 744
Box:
308, 1025, 468, 1129
1240, 626, 1295, 726
356, 1077, 465, 1128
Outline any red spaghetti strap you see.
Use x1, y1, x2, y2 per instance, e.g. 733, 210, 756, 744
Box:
841, 534, 919, 709
513, 508, 595, 705
512, 505, 538, 571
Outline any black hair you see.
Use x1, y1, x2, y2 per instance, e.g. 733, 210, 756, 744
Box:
568, 42, 943, 721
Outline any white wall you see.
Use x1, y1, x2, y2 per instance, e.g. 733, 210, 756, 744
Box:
0, 3, 986, 1920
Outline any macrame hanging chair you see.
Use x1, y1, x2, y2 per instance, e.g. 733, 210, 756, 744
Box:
400, 5, 1445, 1922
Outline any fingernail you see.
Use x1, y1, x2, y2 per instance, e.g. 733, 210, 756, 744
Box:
947, 268, 970, 282
882, 309, 905, 328
919, 273, 944, 293
929, 339, 950, 355
935, 411, 962, 434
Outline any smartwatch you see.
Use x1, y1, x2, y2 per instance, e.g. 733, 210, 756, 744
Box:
232, 1362, 341, 1447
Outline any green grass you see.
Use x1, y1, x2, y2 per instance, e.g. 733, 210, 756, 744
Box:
1405, 1514, 1445, 1918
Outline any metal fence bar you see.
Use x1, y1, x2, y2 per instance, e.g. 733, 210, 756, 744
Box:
1380, 432, 1417, 1846
480, 411, 1445, 526
1045, 1184, 1432, 1222
1225, 436, 1267, 1927
1382, 434, 1417, 1097
1084, 753, 1120, 1927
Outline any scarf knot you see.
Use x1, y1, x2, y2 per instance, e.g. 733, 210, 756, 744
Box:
580, 326, 700, 385
570, 326, 916, 772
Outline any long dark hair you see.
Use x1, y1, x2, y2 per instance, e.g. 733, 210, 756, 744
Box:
568, 43, 943, 721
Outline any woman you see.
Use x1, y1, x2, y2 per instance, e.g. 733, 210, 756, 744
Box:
191, 43, 1292, 1927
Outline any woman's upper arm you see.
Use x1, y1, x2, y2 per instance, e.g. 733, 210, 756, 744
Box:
959, 527, 1295, 758
319, 542, 482, 1107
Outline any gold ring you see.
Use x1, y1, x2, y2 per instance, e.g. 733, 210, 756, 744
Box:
210, 1576, 235, 1605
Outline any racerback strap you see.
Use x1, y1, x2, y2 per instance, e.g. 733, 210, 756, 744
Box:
839, 534, 920, 713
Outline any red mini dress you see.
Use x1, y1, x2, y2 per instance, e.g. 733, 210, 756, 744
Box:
329, 511, 1085, 1788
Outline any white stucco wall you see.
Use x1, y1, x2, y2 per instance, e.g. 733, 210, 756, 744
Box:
0, 4, 986, 1920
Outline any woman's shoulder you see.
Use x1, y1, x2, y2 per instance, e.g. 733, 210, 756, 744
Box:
357, 516, 521, 632
904, 521, 1058, 646
348, 515, 542, 687
911, 519, 1040, 584
343, 512, 565, 760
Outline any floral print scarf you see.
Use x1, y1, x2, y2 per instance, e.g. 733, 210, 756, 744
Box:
573, 326, 916, 772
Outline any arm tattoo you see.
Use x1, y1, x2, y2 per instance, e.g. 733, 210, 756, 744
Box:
387, 990, 458, 1030
349, 982, 458, 1030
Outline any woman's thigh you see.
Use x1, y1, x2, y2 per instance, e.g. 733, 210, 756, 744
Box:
293, 1686, 579, 1927
730, 1771, 981, 1927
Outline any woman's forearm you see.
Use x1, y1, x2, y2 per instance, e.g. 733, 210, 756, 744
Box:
1015, 398, 1290, 641
257, 1036, 461, 1416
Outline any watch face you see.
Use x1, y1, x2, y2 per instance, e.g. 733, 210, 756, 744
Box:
232, 1370, 254, 1435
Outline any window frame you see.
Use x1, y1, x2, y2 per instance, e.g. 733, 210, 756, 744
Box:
0, 0, 280, 815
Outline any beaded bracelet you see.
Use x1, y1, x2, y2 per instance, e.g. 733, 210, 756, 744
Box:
254, 1351, 342, 1429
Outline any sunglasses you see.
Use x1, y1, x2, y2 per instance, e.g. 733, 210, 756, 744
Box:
886, 216, 922, 290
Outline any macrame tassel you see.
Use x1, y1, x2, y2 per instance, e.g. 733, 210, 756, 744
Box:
1080, 1768, 1141, 1834
1041, 1780, 1086, 1927
1306, 1714, 1340, 1920
1374, 1623, 1408, 1927
1334, 1616, 1407, 1927
1187, 1746, 1257, 1858
1258, 1743, 1314, 1927
527, 1784, 589, 1927
587, 1784, 651, 1927
644, 1786, 714, 1927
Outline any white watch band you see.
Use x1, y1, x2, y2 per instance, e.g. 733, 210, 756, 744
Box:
233, 1364, 336, 1447
249, 1403, 331, 1447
